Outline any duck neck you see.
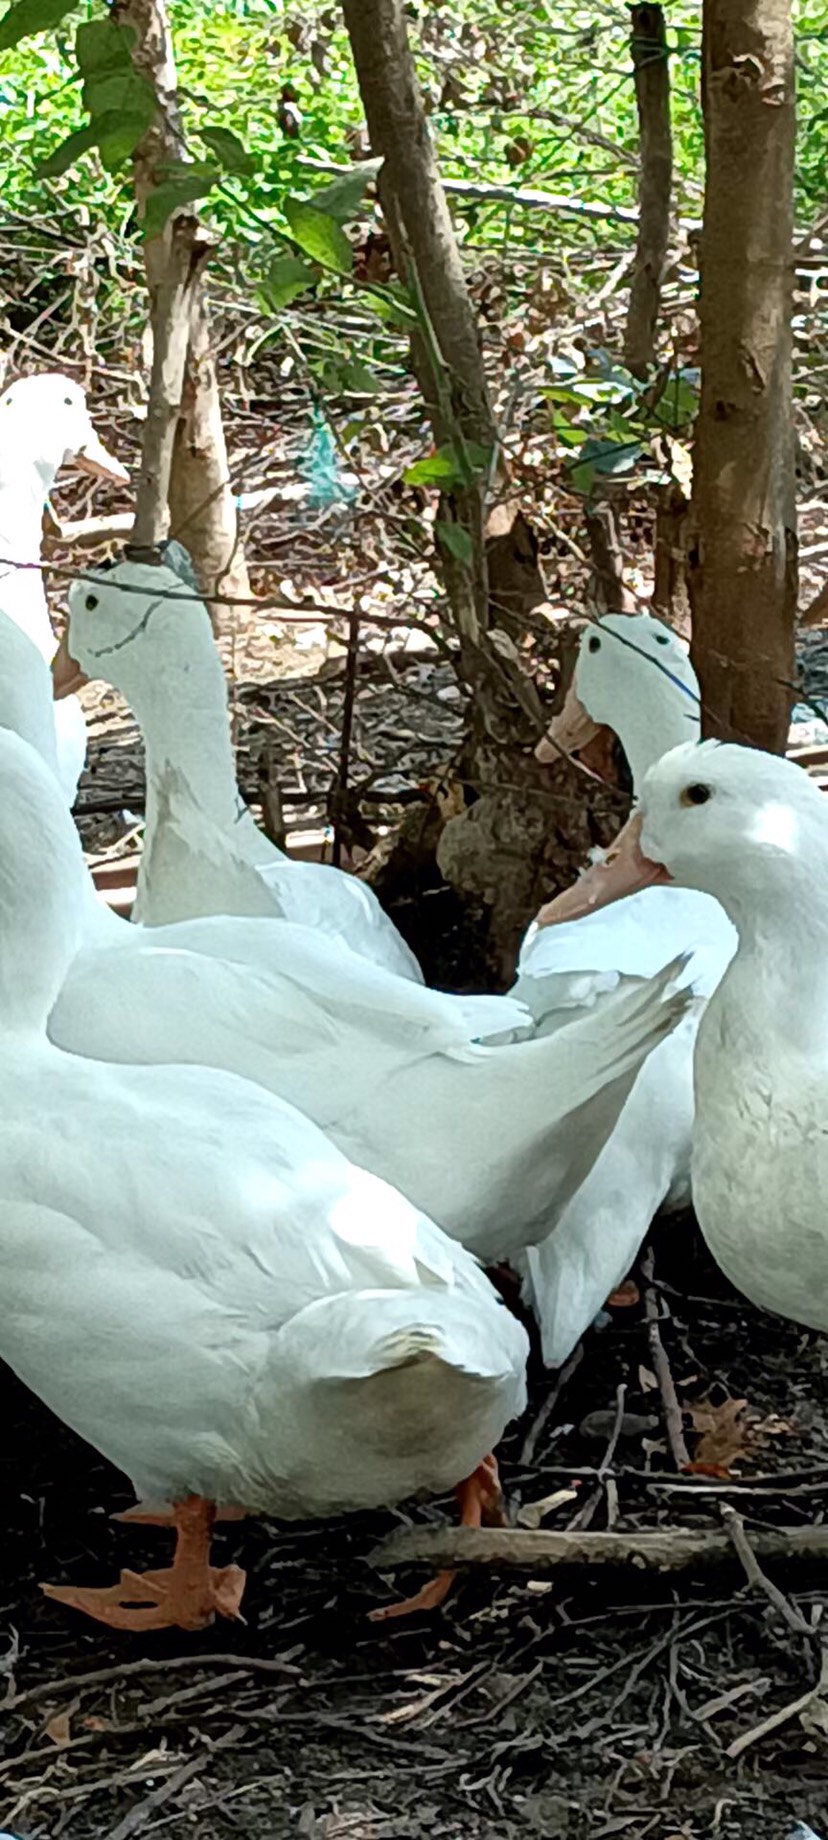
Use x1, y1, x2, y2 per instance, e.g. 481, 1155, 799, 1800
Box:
622, 691, 700, 792
0, 460, 60, 659
128, 634, 246, 846
714, 895, 828, 1066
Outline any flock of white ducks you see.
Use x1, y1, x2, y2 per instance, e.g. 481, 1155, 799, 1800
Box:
0, 370, 818, 1633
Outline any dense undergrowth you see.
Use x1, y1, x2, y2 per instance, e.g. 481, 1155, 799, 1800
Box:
1, 0, 826, 266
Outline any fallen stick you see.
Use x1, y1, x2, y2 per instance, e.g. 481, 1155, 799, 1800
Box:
641, 1245, 691, 1468
727, 1647, 828, 1759
45, 511, 134, 546
721, 1503, 817, 1638
369, 1524, 828, 1574
519, 1342, 583, 1466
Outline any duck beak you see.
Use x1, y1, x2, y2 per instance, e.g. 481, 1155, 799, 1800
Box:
535, 679, 602, 764
74, 427, 130, 485
52, 626, 88, 700
535, 810, 671, 927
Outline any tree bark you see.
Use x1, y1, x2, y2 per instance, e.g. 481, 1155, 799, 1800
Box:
653, 477, 691, 633
687, 0, 797, 752
342, 0, 600, 981
584, 502, 638, 612
625, 3, 673, 377
112, 0, 249, 616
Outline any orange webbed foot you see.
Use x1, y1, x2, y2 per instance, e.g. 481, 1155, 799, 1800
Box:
369, 1453, 507, 1623
42, 1496, 247, 1634
42, 1562, 245, 1633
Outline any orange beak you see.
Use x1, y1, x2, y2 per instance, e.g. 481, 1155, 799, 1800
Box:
74, 429, 130, 485
535, 810, 671, 927
535, 678, 603, 764
52, 626, 88, 700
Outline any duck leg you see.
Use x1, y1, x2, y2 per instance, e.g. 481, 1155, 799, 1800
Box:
42, 1496, 246, 1633
369, 1452, 506, 1622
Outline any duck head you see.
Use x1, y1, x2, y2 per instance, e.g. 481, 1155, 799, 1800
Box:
537, 613, 701, 793
53, 559, 207, 700
0, 373, 129, 489
542, 740, 828, 934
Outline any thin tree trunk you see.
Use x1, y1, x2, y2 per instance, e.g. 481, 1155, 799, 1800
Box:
342, 0, 602, 981
687, 0, 797, 752
653, 478, 691, 632
341, 0, 493, 648
584, 502, 638, 612
112, 0, 249, 617
625, 3, 673, 377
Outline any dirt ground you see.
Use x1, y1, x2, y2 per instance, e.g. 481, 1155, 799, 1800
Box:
4, 1224, 828, 1840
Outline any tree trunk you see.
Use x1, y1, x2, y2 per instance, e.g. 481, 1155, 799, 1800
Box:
687, 0, 797, 752
112, 0, 249, 617
625, 3, 673, 377
584, 502, 638, 613
342, 0, 592, 981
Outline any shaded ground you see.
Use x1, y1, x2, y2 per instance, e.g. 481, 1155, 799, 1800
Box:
3, 1226, 828, 1840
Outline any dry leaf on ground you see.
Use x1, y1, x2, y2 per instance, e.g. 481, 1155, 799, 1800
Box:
684, 1394, 796, 1476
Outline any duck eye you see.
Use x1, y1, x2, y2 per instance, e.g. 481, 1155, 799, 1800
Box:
84, 593, 98, 611
64, 396, 73, 406
654, 633, 670, 646
588, 634, 601, 653
681, 782, 712, 806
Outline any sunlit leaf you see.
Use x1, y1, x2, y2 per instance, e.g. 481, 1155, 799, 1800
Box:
404, 446, 462, 487
284, 197, 352, 273
259, 254, 319, 310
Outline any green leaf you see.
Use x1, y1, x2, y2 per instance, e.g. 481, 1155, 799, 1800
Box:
570, 458, 596, 496
96, 109, 156, 171
404, 445, 462, 487
363, 281, 417, 327
542, 384, 585, 406
284, 197, 352, 274
37, 122, 97, 177
259, 254, 319, 310
142, 162, 219, 239
75, 17, 134, 73
436, 520, 473, 564
551, 415, 584, 449
200, 125, 256, 176
0, 0, 76, 50
340, 361, 379, 395
570, 436, 643, 495
311, 158, 381, 223
653, 374, 699, 431
83, 71, 154, 120
464, 441, 492, 472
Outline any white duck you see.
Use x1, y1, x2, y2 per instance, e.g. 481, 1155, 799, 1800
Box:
596, 738, 828, 1332
512, 614, 736, 1364
0, 605, 689, 1266
0, 373, 128, 802
55, 560, 422, 981
0, 721, 529, 1631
